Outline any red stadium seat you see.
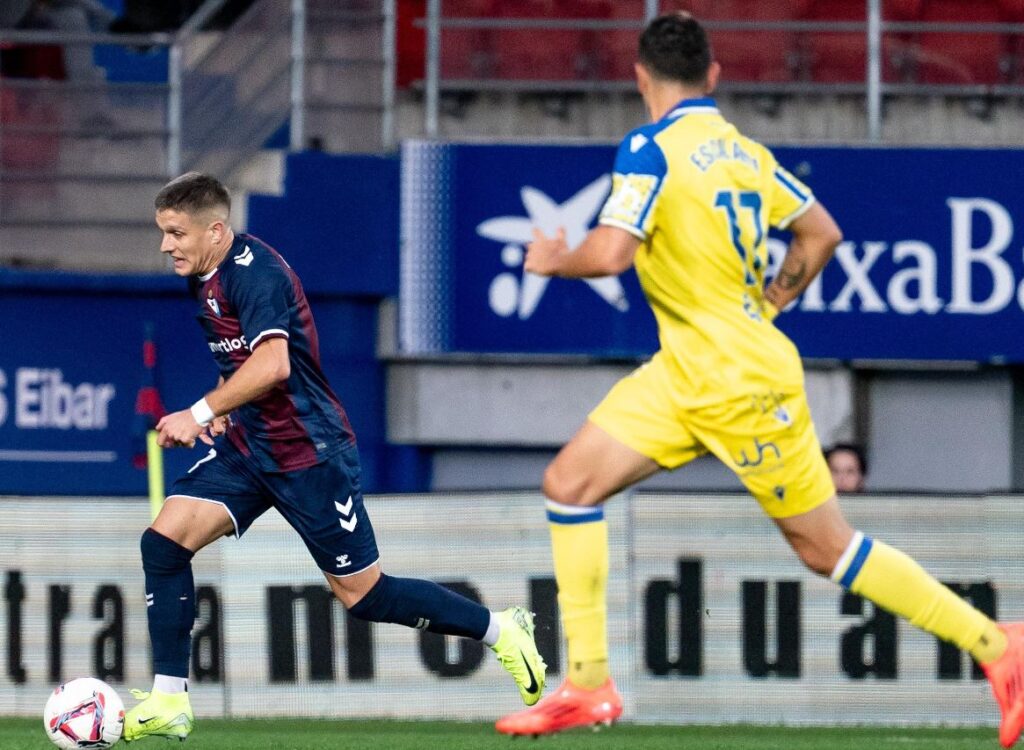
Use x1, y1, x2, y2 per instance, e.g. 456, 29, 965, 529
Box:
672, 0, 810, 83
590, 0, 643, 81
915, 0, 1009, 84
395, 0, 424, 87
996, 0, 1024, 83
997, 0, 1024, 19
0, 88, 61, 171
440, 0, 498, 80
492, 0, 589, 81
802, 0, 916, 83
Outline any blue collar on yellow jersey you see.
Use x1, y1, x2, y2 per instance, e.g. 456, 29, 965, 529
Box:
663, 97, 720, 121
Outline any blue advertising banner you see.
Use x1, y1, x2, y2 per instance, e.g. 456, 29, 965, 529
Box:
399, 141, 1023, 362
0, 272, 385, 496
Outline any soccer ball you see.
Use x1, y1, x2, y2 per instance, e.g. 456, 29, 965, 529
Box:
43, 677, 124, 749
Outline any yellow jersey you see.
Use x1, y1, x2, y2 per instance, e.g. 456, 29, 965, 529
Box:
598, 97, 816, 406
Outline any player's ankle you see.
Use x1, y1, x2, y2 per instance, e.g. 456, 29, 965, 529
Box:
152, 674, 188, 694
568, 660, 609, 690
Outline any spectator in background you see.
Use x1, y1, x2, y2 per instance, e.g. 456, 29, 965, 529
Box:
825, 442, 868, 494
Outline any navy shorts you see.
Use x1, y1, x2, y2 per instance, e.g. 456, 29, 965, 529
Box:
169, 438, 379, 577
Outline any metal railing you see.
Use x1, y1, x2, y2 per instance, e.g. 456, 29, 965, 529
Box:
0, 0, 308, 183
177, 0, 296, 179
421, 0, 1024, 143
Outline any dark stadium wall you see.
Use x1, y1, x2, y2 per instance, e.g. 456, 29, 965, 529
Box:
0, 271, 397, 495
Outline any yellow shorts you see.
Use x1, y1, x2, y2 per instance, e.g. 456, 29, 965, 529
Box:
588, 352, 835, 518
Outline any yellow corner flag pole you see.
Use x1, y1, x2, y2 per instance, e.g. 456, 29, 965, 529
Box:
147, 429, 164, 521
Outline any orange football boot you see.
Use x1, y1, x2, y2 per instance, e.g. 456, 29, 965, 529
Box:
495, 677, 623, 736
983, 623, 1024, 748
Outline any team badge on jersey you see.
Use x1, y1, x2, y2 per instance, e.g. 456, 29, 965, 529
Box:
206, 295, 221, 317
601, 173, 659, 228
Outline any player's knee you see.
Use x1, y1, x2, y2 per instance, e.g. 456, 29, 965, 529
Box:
542, 463, 589, 505
140, 527, 194, 574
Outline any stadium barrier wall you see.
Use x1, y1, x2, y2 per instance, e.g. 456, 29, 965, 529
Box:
0, 270, 389, 495
1, 492, 1019, 726
400, 141, 1024, 362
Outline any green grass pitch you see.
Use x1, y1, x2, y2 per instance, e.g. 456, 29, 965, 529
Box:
3, 718, 1003, 750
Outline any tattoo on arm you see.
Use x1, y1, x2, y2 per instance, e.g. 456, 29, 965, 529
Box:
764, 255, 807, 309
776, 257, 807, 290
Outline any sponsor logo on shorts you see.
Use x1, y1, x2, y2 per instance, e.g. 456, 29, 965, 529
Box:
733, 438, 782, 470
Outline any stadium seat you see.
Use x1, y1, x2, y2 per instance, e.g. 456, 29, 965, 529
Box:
492, 0, 588, 81
0, 42, 66, 80
589, 0, 643, 81
680, 0, 809, 83
915, 0, 1009, 84
395, 0, 424, 87
996, 0, 1024, 83
440, 0, 498, 81
801, 0, 918, 83
0, 87, 61, 171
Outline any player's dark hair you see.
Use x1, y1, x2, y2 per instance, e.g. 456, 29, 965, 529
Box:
155, 172, 231, 218
638, 12, 712, 85
824, 442, 869, 476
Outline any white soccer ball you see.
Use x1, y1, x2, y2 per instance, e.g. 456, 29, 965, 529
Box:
43, 677, 124, 749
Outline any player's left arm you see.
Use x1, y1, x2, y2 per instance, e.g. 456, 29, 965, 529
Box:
763, 201, 843, 314
156, 338, 290, 448
525, 225, 640, 278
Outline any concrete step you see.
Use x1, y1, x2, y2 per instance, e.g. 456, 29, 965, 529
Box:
1, 177, 167, 222
0, 223, 164, 272
307, 61, 385, 106
47, 137, 166, 175
305, 109, 385, 152
307, 26, 384, 59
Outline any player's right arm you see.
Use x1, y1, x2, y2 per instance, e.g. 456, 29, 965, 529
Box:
763, 201, 843, 314
155, 339, 289, 449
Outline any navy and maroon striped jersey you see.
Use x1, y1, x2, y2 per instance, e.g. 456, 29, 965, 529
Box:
188, 233, 355, 472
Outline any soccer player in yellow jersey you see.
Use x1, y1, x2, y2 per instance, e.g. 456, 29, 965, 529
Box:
496, 12, 1024, 745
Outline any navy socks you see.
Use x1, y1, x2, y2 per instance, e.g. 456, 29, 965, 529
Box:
348, 573, 489, 640
140, 528, 196, 678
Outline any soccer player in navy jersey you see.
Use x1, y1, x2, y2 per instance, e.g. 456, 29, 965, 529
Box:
123, 172, 546, 742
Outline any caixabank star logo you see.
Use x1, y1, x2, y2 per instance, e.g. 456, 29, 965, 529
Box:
475, 176, 629, 320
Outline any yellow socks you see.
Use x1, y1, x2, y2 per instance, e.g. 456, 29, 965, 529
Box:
547, 500, 609, 689
570, 659, 610, 690
833, 532, 1007, 664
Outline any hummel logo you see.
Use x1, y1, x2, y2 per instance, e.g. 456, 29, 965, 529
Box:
630, 133, 648, 153
335, 496, 357, 532
520, 650, 540, 695
335, 554, 351, 568
233, 245, 254, 266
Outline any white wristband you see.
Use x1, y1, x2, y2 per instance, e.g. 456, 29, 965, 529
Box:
190, 398, 215, 426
